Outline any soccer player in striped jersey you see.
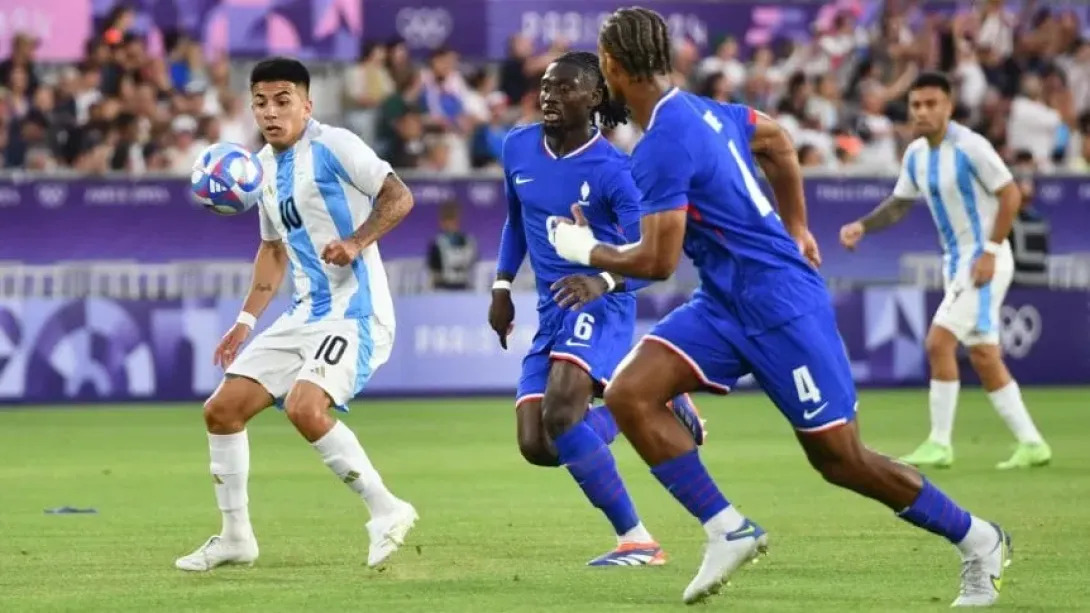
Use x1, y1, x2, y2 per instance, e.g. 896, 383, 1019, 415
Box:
840, 72, 1051, 470
175, 58, 418, 572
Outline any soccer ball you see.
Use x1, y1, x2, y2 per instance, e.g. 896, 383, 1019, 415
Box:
190, 142, 265, 215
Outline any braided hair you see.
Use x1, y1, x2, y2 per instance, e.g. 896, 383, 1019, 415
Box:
553, 51, 629, 130
598, 7, 673, 81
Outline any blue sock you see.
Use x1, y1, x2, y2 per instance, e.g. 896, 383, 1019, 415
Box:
897, 479, 971, 544
583, 404, 619, 445
650, 450, 730, 523
554, 421, 640, 535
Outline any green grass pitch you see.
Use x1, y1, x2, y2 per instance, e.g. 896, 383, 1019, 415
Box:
2, 388, 1087, 612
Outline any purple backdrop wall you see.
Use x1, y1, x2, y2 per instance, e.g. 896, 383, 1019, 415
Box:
3, 176, 1089, 282
32, 1, 1086, 62
0, 288, 1085, 404
356, 0, 970, 58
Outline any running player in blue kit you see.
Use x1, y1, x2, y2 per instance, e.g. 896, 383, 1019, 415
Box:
550, 8, 1013, 606
488, 51, 705, 567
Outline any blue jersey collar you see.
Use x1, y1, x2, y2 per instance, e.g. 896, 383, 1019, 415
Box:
543, 129, 603, 160
647, 87, 681, 131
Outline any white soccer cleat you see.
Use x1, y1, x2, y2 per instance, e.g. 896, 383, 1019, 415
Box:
175, 535, 259, 572
682, 518, 769, 605
952, 523, 1012, 607
366, 500, 418, 568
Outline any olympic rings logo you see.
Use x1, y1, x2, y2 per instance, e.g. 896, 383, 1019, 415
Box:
35, 183, 67, 208
998, 304, 1041, 359
395, 8, 453, 49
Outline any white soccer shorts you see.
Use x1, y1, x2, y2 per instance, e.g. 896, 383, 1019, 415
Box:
226, 313, 393, 407
932, 247, 1014, 347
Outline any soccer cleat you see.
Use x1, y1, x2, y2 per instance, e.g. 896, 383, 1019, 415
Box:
587, 542, 667, 567
174, 535, 259, 572
995, 442, 1052, 470
952, 523, 1012, 607
669, 393, 708, 446
682, 518, 769, 605
900, 440, 954, 468
366, 500, 418, 568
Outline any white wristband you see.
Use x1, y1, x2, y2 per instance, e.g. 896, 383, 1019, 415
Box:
492, 279, 512, 292
983, 241, 1001, 255
236, 311, 257, 329
598, 272, 617, 293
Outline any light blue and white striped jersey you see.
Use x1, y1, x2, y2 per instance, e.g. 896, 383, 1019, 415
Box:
256, 119, 395, 328
894, 122, 1015, 279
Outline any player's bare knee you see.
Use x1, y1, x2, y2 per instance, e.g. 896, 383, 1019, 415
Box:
517, 435, 558, 467
968, 344, 1000, 370
542, 361, 594, 438
283, 395, 321, 423
283, 384, 333, 437
541, 393, 585, 439
203, 396, 236, 433
925, 327, 956, 361
202, 392, 249, 433
602, 379, 641, 417
814, 455, 871, 490
801, 433, 869, 488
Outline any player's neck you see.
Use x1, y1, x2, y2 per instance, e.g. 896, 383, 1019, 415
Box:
270, 137, 301, 155
926, 122, 951, 148
628, 76, 675, 131
546, 125, 595, 157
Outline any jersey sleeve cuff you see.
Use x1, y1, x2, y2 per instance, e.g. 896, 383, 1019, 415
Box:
643, 196, 689, 215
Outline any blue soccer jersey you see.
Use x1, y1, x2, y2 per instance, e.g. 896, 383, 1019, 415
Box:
633, 89, 856, 432
496, 124, 645, 404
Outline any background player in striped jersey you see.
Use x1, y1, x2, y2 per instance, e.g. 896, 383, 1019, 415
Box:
490, 51, 705, 567
176, 58, 418, 572
840, 72, 1051, 470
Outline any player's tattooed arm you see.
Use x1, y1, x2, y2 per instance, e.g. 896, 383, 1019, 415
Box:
241, 239, 288, 318
859, 196, 915, 233
350, 173, 414, 250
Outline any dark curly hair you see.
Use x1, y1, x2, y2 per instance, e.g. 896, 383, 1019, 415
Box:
553, 51, 629, 129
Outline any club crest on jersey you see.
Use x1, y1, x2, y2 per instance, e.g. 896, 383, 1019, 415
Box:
577, 181, 591, 206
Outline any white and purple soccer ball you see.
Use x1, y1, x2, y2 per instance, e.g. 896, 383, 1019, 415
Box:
190, 142, 264, 215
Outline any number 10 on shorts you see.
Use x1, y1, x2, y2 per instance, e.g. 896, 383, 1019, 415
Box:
315, 335, 348, 365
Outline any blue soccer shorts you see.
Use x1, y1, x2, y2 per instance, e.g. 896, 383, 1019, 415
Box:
515, 293, 636, 408
643, 293, 857, 432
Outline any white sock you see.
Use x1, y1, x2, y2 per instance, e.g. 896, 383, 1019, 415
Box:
313, 421, 399, 517
702, 505, 746, 539
956, 516, 999, 558
988, 380, 1044, 444
928, 379, 960, 447
208, 431, 253, 542
618, 522, 654, 545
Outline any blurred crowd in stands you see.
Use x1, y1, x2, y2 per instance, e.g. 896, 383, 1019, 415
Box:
2, 0, 1089, 175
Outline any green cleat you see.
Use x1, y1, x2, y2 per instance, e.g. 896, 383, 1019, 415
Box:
996, 442, 1052, 470
899, 440, 954, 468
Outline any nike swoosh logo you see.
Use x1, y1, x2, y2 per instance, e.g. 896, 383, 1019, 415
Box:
515, 176, 533, 184
725, 523, 756, 541
802, 402, 829, 420
565, 339, 590, 347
